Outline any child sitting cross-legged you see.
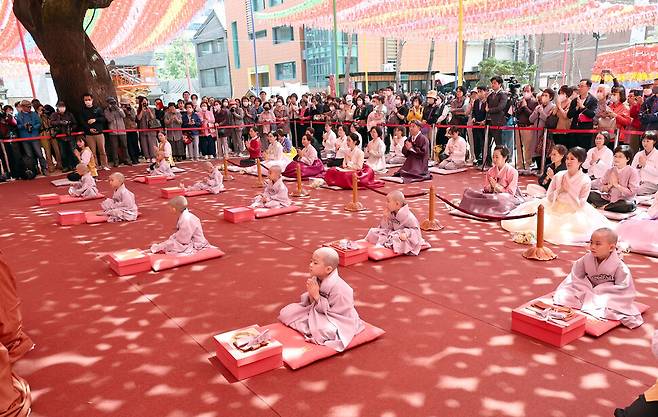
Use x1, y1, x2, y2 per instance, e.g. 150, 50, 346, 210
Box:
150, 196, 211, 255
148, 151, 174, 177
180, 162, 224, 195
68, 163, 99, 198
365, 190, 425, 255
250, 166, 292, 209
101, 172, 138, 222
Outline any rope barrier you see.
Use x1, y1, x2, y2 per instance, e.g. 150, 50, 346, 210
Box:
434, 192, 537, 222
363, 183, 428, 199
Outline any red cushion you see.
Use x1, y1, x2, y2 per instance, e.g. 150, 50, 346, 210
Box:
254, 205, 300, 219
367, 241, 431, 261
185, 190, 211, 197
58, 193, 104, 204
584, 302, 650, 337
260, 321, 385, 370
161, 187, 186, 198
149, 247, 225, 272
85, 212, 109, 224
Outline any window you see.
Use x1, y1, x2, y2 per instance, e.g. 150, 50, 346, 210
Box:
200, 67, 229, 87
273, 26, 294, 44
251, 0, 264, 12
270, 0, 283, 6
275, 61, 296, 80
248, 30, 267, 40
197, 41, 214, 56
231, 21, 240, 69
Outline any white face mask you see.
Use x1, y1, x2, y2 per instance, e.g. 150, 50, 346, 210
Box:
558, 94, 566, 102
523, 92, 532, 100
596, 92, 605, 101
58, 107, 66, 113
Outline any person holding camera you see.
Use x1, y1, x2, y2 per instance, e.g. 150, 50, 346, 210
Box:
136, 96, 159, 163
227, 100, 245, 155
16, 100, 48, 176
50, 101, 78, 172
80, 93, 109, 170
514, 85, 539, 170
120, 99, 140, 165
104, 97, 131, 167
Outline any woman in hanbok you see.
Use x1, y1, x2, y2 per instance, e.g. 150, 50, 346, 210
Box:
324, 133, 383, 189
365, 126, 387, 173
283, 134, 324, 179
502, 146, 613, 246
617, 191, 658, 256
245, 132, 292, 175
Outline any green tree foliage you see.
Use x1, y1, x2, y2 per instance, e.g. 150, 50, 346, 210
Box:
157, 38, 198, 80
477, 57, 536, 86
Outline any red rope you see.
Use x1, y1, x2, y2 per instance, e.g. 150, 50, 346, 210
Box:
363, 183, 427, 199
434, 192, 536, 222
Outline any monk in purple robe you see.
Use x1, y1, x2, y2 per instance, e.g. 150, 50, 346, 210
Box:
101, 173, 138, 222
68, 164, 99, 198
393, 120, 431, 183
150, 196, 211, 255
181, 162, 225, 194
278, 247, 364, 352
250, 166, 292, 208
365, 191, 426, 255
553, 228, 643, 328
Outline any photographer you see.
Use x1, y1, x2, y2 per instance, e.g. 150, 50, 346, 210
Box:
227, 100, 244, 155
16, 100, 48, 177
135, 96, 158, 163
514, 84, 538, 169
80, 93, 109, 170
120, 99, 140, 164
0, 105, 20, 179
104, 97, 131, 167
50, 101, 78, 172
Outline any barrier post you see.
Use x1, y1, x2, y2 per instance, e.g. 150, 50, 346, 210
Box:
420, 185, 443, 231
540, 128, 548, 174
222, 158, 234, 181
481, 125, 490, 171
522, 204, 557, 261
0, 141, 9, 176
613, 128, 620, 148
291, 163, 310, 197
344, 173, 365, 212
254, 158, 264, 187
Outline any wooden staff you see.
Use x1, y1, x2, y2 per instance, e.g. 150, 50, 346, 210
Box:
420, 185, 443, 231
344, 172, 365, 211
254, 159, 264, 187
523, 204, 556, 261
291, 163, 309, 197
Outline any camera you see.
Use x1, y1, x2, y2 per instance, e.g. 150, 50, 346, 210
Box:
25, 122, 33, 133
506, 76, 522, 92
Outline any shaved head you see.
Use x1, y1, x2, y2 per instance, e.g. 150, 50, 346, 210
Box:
387, 190, 405, 205
314, 247, 339, 270
592, 228, 618, 244
76, 163, 89, 173
169, 196, 188, 212
269, 165, 282, 175
204, 161, 214, 170
109, 172, 125, 184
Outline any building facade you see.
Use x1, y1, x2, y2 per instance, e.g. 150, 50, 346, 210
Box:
193, 10, 233, 98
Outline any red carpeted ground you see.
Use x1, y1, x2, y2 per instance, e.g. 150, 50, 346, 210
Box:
1, 162, 657, 417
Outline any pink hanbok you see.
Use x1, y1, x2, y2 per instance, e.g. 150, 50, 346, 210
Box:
365, 205, 425, 255
283, 144, 324, 179
278, 269, 364, 351
68, 173, 99, 198
553, 251, 643, 328
617, 192, 658, 256
187, 167, 224, 194
250, 177, 291, 208
150, 209, 210, 254
151, 160, 174, 177
459, 163, 521, 216
101, 184, 138, 222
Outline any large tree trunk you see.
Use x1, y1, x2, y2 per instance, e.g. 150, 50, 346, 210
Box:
394, 40, 406, 93
426, 39, 435, 91
13, 0, 117, 121
343, 34, 353, 94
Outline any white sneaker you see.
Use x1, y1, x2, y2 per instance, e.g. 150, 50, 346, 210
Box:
102, 166, 110, 171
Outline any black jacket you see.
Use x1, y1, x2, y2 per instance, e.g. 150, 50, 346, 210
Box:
80, 106, 106, 135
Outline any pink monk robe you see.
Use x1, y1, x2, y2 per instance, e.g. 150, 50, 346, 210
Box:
150, 209, 211, 255
213, 325, 283, 380
553, 251, 644, 329
0, 255, 34, 363
186, 167, 225, 194
150, 160, 175, 177
250, 178, 291, 209
101, 184, 138, 223
365, 205, 425, 255
278, 269, 364, 352
68, 173, 99, 198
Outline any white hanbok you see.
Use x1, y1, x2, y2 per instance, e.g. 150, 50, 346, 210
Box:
365, 137, 387, 173
250, 177, 292, 208
245, 141, 291, 175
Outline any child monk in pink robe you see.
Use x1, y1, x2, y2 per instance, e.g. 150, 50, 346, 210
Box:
365, 190, 425, 255
278, 247, 364, 352
553, 228, 643, 328
149, 151, 175, 177
150, 196, 211, 255
0, 254, 34, 363
250, 166, 292, 208
101, 173, 138, 222
68, 164, 99, 198
181, 162, 224, 194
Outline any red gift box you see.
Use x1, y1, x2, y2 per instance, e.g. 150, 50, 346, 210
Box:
145, 175, 167, 185
107, 249, 152, 276
223, 207, 255, 223
56, 209, 86, 226
324, 240, 371, 266
161, 187, 185, 198
511, 299, 586, 347
213, 325, 283, 380
38, 193, 61, 206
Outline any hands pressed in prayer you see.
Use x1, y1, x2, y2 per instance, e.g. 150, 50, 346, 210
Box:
306, 277, 320, 302
639, 154, 647, 167
404, 140, 413, 150
546, 167, 555, 180
488, 176, 497, 191
610, 171, 619, 188
559, 177, 569, 194
398, 232, 408, 241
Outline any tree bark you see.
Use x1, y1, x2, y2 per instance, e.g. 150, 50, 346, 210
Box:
394, 40, 406, 93
343, 34, 353, 94
426, 39, 435, 91
534, 34, 545, 88
13, 0, 117, 121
